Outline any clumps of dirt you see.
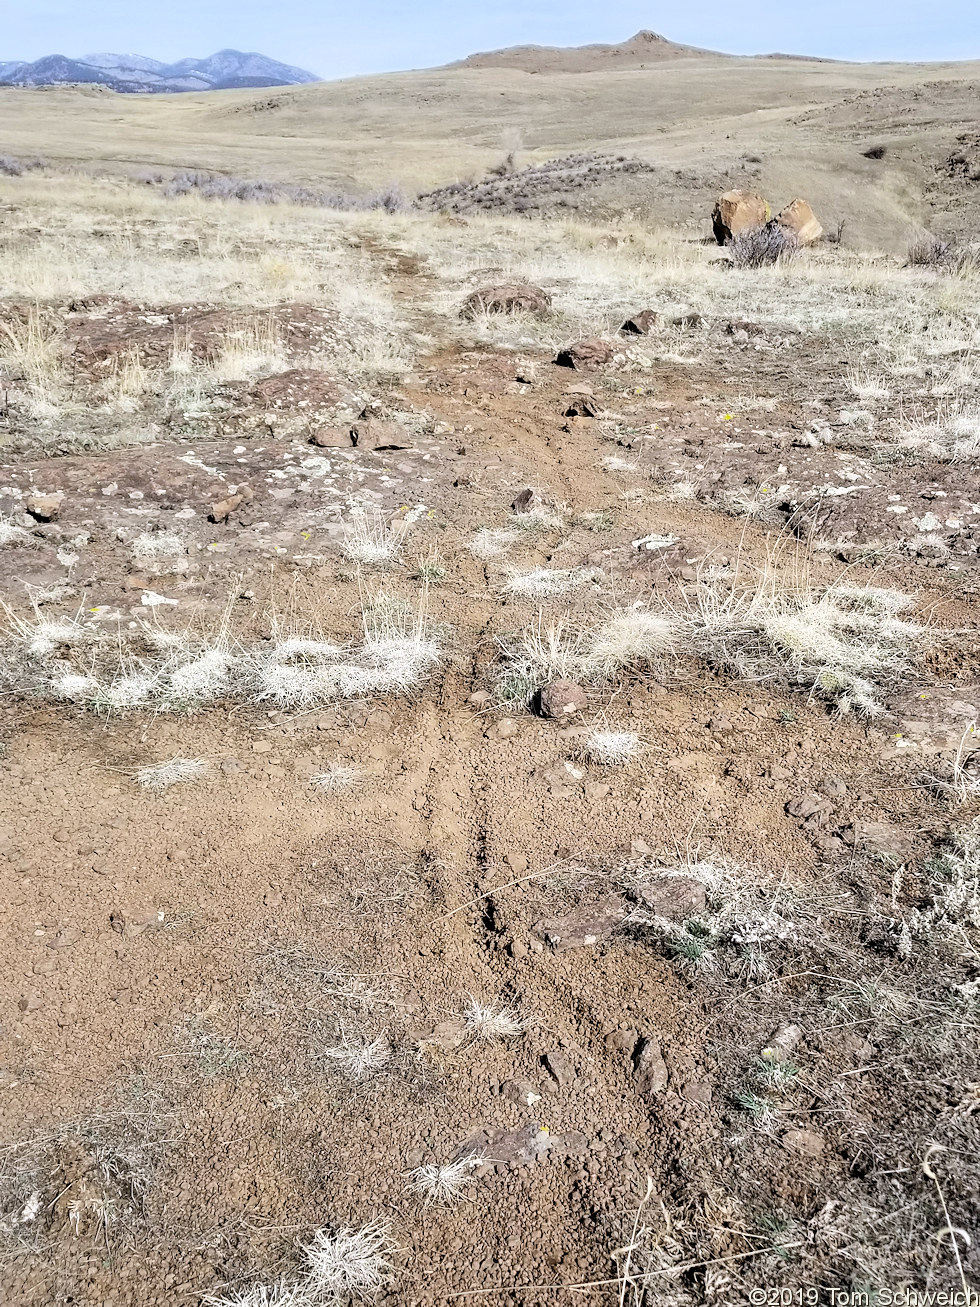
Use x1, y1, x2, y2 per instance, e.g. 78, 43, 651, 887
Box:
417, 151, 658, 216
946, 133, 980, 183
65, 303, 347, 368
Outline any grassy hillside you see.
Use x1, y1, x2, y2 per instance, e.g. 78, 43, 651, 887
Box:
1, 52, 978, 247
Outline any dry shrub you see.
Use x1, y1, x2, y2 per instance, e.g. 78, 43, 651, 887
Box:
729, 224, 798, 269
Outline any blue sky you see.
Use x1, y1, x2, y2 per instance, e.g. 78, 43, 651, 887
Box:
5, 1, 979, 73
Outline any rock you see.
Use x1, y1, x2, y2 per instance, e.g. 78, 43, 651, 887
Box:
25, 494, 62, 522
18, 994, 43, 1013
32, 958, 58, 976
461, 283, 552, 318
761, 1024, 803, 1063
839, 820, 914, 861
210, 486, 253, 523
621, 309, 660, 335
786, 793, 833, 827
554, 338, 614, 370
511, 488, 551, 516
542, 1049, 575, 1088
310, 428, 352, 448
538, 680, 587, 719
250, 368, 350, 411
782, 1128, 825, 1158
109, 908, 165, 939
562, 393, 600, 418
634, 875, 707, 921
681, 1080, 712, 1105
463, 1124, 554, 1167
540, 760, 586, 793
534, 894, 628, 950
633, 1036, 669, 1096
819, 776, 847, 798
502, 1079, 542, 1108
350, 419, 411, 450
46, 928, 80, 950
775, 199, 823, 246
712, 189, 771, 244
605, 1029, 638, 1052
497, 717, 519, 739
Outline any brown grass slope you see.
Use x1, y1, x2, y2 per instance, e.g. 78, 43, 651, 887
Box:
0, 36, 979, 247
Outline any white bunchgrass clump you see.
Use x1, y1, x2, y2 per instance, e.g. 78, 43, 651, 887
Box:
249, 599, 440, 707
130, 531, 188, 572
202, 1283, 312, 1307
212, 316, 289, 382
311, 763, 361, 794
467, 527, 518, 559
202, 1221, 396, 1306
899, 400, 980, 461
623, 857, 806, 978
341, 509, 402, 567
323, 1034, 391, 1081
495, 607, 679, 706
164, 646, 236, 707
586, 729, 640, 765
674, 570, 922, 716
1, 596, 439, 714
494, 614, 591, 705
407, 1154, 491, 1206
847, 370, 892, 401
300, 1221, 397, 1300
0, 516, 30, 548
24, 615, 91, 658
502, 567, 597, 598
925, 723, 980, 805
463, 998, 526, 1041
51, 670, 99, 702
904, 829, 980, 957
94, 668, 161, 712
136, 757, 210, 791
586, 608, 679, 677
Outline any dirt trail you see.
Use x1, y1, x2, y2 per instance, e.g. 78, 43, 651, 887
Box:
2, 313, 980, 1301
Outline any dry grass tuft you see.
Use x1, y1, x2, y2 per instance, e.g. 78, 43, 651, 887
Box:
463, 998, 526, 1040
135, 757, 210, 791
407, 1154, 491, 1206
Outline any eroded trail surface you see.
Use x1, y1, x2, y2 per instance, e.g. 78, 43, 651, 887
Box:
2, 305, 979, 1304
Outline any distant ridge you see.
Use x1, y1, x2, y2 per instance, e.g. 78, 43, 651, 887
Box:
447, 29, 725, 74
0, 49, 320, 93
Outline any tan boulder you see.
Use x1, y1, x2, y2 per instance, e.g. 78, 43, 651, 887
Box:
712, 190, 771, 244
775, 198, 823, 246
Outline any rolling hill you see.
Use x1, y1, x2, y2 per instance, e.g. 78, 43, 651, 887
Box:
0, 31, 977, 248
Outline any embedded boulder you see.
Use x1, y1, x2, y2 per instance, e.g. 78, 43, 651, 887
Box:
554, 338, 614, 370
461, 283, 552, 318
